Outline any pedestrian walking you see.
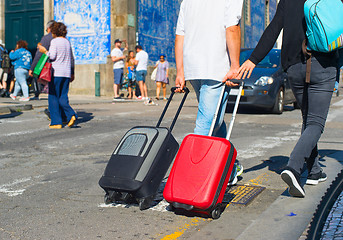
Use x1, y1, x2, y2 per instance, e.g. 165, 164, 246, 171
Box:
0, 40, 11, 97
37, 22, 77, 129
135, 45, 149, 100
111, 39, 127, 101
154, 54, 169, 100
9, 40, 32, 102
175, 0, 244, 184
29, 20, 56, 99
238, 0, 339, 197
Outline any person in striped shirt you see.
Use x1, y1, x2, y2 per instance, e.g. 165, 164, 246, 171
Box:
38, 22, 77, 129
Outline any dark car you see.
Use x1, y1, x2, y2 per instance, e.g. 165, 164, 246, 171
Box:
227, 49, 297, 114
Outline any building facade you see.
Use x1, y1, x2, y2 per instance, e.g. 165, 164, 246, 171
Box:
0, 0, 280, 97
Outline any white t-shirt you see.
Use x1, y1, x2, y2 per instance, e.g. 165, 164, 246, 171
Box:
176, 0, 243, 81
135, 50, 149, 71
111, 48, 124, 69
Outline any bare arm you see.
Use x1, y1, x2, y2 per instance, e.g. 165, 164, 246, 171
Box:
223, 24, 241, 86
175, 34, 185, 91
111, 55, 125, 62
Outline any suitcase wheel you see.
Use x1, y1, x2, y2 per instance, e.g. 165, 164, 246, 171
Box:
211, 205, 222, 219
138, 196, 154, 211
104, 194, 112, 204
104, 191, 121, 204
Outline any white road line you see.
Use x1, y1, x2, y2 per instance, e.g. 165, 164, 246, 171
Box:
237, 130, 300, 160
0, 128, 45, 137
0, 175, 44, 197
0, 178, 31, 197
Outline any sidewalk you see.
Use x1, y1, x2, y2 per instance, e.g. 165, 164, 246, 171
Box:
235, 151, 343, 240
0, 93, 141, 114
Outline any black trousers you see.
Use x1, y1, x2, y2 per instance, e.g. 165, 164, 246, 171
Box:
286, 54, 337, 175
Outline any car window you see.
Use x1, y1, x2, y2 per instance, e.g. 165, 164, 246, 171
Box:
240, 50, 280, 68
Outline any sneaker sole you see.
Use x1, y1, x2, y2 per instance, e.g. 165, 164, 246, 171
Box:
227, 176, 238, 186
281, 170, 305, 198
237, 166, 244, 177
306, 176, 327, 185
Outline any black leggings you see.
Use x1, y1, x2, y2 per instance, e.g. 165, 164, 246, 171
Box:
287, 55, 337, 175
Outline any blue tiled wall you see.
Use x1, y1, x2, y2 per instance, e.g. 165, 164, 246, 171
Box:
244, 0, 277, 48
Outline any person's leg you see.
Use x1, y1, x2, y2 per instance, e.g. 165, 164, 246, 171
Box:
32, 76, 40, 98
189, 79, 228, 137
2, 72, 8, 89
48, 77, 63, 125
136, 70, 143, 97
162, 82, 167, 99
143, 82, 148, 99
9, 78, 14, 93
58, 77, 76, 122
128, 86, 132, 98
282, 57, 336, 197
141, 71, 148, 98
113, 69, 121, 98
15, 68, 29, 98
13, 69, 23, 97
21, 69, 29, 98
288, 57, 336, 174
156, 81, 161, 99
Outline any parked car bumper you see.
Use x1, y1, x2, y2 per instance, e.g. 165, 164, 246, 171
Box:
227, 85, 278, 109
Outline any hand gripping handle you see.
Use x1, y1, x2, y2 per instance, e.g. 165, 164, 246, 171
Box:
156, 87, 190, 131
208, 81, 244, 140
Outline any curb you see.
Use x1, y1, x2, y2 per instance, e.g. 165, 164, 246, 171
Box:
0, 104, 33, 114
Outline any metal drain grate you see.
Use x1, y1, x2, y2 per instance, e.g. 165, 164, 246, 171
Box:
224, 185, 265, 205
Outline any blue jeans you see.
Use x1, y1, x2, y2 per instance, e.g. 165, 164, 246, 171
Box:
13, 68, 29, 98
48, 76, 76, 125
287, 55, 337, 175
189, 80, 229, 138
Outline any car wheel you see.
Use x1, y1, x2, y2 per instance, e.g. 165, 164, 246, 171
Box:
272, 88, 284, 114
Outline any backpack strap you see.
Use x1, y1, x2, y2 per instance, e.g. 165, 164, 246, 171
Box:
302, 39, 312, 84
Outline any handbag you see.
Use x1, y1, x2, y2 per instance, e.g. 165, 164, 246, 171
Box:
33, 54, 49, 77
151, 68, 157, 81
38, 62, 52, 84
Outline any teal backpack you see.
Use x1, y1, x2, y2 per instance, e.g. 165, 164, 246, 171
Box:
304, 0, 343, 52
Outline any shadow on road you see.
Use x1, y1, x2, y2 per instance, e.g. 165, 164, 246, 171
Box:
0, 111, 23, 120
244, 155, 289, 175
75, 111, 94, 125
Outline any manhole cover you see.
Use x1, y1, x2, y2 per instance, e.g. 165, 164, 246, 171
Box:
224, 185, 265, 205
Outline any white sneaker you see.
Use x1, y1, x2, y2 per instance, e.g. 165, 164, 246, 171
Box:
10, 94, 17, 100
228, 175, 238, 186
19, 97, 30, 102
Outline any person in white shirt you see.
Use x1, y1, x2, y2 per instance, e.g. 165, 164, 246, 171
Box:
135, 45, 149, 100
111, 39, 127, 100
175, 0, 244, 184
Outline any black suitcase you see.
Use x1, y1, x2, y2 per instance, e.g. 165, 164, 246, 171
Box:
99, 87, 189, 210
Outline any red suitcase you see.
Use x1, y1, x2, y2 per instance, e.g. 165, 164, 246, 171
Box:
163, 82, 243, 219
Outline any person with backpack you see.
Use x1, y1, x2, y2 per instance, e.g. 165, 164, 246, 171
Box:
9, 40, 32, 102
238, 0, 340, 198
0, 40, 11, 97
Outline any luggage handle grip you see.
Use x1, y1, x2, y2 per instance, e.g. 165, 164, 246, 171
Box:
208, 81, 243, 140
156, 87, 190, 131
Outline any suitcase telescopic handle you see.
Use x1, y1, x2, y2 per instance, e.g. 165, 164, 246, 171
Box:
156, 87, 190, 131
208, 81, 244, 141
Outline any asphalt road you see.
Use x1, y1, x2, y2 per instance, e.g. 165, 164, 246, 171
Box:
0, 93, 343, 240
